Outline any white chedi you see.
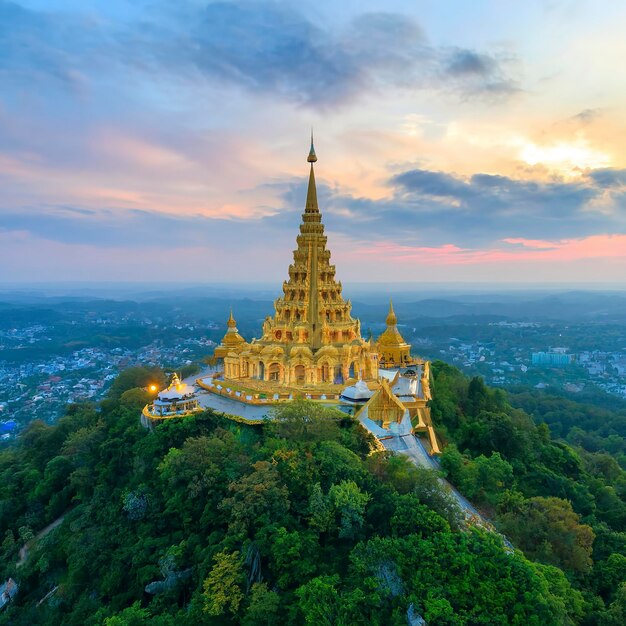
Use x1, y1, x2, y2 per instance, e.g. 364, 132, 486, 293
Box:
340, 379, 374, 403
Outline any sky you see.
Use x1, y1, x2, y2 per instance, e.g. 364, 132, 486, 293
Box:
1, 0, 626, 285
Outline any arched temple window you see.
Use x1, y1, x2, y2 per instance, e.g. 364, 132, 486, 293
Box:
294, 364, 305, 383
268, 362, 281, 382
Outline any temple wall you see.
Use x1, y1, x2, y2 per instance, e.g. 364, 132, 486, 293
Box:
223, 347, 378, 386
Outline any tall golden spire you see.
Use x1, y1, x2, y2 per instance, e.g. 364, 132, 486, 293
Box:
304, 133, 322, 349
305, 133, 318, 214
261, 134, 361, 354
209, 133, 381, 386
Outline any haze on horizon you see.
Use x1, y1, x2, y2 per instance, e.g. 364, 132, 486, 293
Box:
2, 0, 626, 284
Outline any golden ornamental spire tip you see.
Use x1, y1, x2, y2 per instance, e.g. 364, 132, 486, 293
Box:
227, 308, 237, 328
307, 130, 317, 163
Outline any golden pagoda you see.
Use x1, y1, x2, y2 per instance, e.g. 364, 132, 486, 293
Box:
212, 309, 246, 364
376, 300, 415, 368
211, 136, 379, 389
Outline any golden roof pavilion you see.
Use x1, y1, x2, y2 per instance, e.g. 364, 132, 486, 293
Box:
212, 136, 379, 389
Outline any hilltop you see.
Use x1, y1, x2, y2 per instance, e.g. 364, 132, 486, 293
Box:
0, 364, 625, 624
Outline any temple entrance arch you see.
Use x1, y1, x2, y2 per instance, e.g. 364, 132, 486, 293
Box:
258, 362, 265, 380
348, 362, 356, 379
319, 361, 332, 383
294, 364, 306, 383
334, 365, 344, 384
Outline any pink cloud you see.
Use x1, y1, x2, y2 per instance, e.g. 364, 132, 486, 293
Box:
502, 238, 558, 249
348, 234, 626, 266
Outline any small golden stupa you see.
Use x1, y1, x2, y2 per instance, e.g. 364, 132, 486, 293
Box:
376, 300, 414, 368
212, 309, 246, 362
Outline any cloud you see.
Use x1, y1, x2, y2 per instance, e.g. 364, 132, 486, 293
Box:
177, 4, 519, 105
3, 155, 625, 256
346, 234, 626, 266
0, 202, 303, 251
189, 2, 359, 106
446, 50, 495, 77
571, 108, 602, 125
315, 166, 626, 247
225, 164, 626, 251
0, 1, 519, 108
588, 168, 626, 188
2, 168, 625, 283
0, 1, 102, 92
391, 169, 473, 199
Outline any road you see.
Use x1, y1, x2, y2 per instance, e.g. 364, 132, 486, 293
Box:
17, 513, 68, 568
358, 412, 487, 524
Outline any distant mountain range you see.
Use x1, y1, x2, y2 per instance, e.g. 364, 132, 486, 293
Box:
1, 288, 625, 325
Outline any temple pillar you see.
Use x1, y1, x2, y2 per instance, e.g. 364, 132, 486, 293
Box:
281, 364, 288, 385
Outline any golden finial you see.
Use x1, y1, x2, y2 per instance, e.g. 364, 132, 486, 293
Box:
307, 129, 317, 163
386, 299, 397, 326
227, 308, 237, 329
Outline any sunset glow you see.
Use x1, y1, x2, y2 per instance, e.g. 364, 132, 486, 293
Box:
1, 0, 625, 284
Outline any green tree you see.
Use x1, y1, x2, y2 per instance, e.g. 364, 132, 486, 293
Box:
243, 582, 280, 626
104, 602, 151, 626
108, 366, 165, 399
499, 496, 595, 573
329, 480, 370, 539
270, 399, 343, 443
308, 483, 334, 532
202, 549, 245, 616
411, 468, 463, 530
119, 387, 151, 409
269, 527, 318, 588
594, 553, 626, 601
390, 494, 450, 538
220, 461, 290, 539
296, 575, 341, 626
601, 582, 626, 626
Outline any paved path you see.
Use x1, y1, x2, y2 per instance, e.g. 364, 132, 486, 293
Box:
184, 368, 275, 421
358, 412, 486, 523
195, 390, 274, 421
17, 513, 68, 568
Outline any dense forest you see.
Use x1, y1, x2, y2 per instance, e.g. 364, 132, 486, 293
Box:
0, 364, 625, 624
507, 386, 626, 467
